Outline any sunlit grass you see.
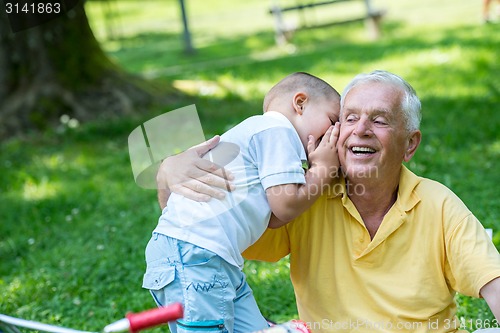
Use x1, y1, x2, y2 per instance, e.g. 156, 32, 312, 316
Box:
22, 177, 61, 201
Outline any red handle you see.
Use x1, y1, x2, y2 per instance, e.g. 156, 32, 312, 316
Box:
126, 303, 184, 333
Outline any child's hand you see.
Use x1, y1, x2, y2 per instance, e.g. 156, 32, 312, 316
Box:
306, 122, 340, 180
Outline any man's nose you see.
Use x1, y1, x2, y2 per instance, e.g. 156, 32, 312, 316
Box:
353, 117, 373, 136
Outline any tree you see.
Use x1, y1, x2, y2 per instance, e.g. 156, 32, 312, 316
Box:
0, 1, 163, 138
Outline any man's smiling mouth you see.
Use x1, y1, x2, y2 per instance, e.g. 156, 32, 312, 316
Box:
351, 146, 376, 155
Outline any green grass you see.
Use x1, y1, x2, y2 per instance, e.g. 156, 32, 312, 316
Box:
1, 0, 499, 332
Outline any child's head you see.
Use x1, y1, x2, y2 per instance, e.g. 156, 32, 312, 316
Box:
263, 72, 340, 149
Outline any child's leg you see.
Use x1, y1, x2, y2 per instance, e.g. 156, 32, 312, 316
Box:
177, 248, 231, 333
177, 242, 270, 333
232, 274, 269, 333
143, 233, 185, 333
143, 234, 267, 333
144, 234, 230, 333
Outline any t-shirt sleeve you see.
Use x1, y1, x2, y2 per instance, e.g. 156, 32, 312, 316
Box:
243, 226, 291, 262
249, 126, 306, 190
445, 209, 500, 298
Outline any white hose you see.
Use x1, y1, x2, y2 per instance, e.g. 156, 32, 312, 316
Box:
0, 314, 94, 333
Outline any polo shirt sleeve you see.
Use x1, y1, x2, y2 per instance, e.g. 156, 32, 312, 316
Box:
445, 209, 500, 298
243, 226, 291, 262
248, 126, 306, 190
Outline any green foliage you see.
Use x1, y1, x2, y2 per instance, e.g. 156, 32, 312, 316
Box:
1, 1, 499, 332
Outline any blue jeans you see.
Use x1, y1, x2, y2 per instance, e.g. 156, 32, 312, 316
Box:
142, 233, 269, 333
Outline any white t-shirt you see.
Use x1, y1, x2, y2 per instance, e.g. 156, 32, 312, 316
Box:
153, 111, 307, 268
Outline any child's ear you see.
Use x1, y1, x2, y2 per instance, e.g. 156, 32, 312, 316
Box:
293, 92, 308, 115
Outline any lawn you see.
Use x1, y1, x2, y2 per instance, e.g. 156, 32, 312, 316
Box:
1, 0, 499, 332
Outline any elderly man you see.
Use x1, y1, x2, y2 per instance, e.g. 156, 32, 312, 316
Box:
155, 71, 500, 332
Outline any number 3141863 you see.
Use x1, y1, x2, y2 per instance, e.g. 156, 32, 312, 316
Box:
5, 2, 61, 14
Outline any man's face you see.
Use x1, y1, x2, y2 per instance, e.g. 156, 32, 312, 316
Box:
337, 82, 411, 182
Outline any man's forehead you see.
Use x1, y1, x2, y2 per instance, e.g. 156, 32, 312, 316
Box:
343, 82, 402, 110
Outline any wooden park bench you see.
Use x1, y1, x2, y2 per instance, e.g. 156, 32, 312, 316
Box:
269, 0, 386, 44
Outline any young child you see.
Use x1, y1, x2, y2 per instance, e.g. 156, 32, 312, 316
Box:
142, 72, 340, 333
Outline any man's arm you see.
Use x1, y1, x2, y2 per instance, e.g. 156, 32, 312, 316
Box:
243, 222, 291, 262
156, 136, 232, 209
480, 276, 500, 321
266, 123, 340, 228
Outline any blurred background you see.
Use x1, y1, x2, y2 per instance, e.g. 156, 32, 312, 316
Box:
1, 0, 499, 332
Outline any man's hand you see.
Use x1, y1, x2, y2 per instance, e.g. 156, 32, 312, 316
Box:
156, 136, 233, 209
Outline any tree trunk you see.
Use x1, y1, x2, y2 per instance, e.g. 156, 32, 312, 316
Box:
0, 1, 162, 138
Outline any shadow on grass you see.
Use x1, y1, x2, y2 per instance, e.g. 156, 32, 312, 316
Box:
104, 20, 499, 79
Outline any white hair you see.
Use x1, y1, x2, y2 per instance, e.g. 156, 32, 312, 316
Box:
340, 70, 422, 132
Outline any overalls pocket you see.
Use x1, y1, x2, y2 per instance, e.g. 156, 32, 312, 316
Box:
142, 263, 175, 291
142, 260, 177, 307
176, 319, 226, 333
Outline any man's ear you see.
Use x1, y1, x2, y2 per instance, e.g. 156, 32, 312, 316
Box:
404, 130, 422, 162
293, 92, 308, 115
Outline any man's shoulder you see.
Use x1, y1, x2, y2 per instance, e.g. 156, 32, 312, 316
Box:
400, 171, 475, 232
412, 174, 470, 214
415, 176, 452, 194
416, 174, 460, 195
402, 166, 455, 198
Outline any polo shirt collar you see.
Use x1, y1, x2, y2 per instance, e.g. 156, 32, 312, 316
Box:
264, 111, 292, 125
396, 165, 422, 212
326, 176, 346, 199
330, 165, 423, 256
326, 165, 422, 213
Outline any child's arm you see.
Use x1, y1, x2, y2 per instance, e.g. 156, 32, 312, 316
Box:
266, 123, 340, 228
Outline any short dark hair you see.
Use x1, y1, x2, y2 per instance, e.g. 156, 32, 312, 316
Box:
263, 72, 339, 112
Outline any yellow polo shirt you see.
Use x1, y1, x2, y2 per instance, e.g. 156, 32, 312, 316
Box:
244, 166, 500, 332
